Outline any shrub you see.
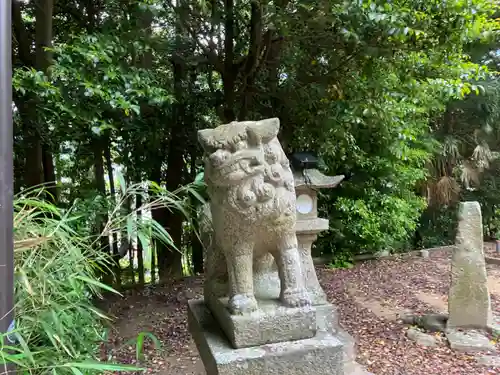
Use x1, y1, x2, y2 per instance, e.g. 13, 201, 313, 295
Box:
0, 195, 138, 374
1, 180, 200, 374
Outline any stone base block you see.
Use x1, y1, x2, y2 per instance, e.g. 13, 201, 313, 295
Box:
476, 355, 500, 367
487, 315, 500, 337
209, 297, 338, 348
209, 297, 315, 348
446, 329, 496, 352
188, 299, 344, 375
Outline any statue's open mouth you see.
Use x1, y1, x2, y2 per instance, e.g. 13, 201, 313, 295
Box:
213, 149, 266, 180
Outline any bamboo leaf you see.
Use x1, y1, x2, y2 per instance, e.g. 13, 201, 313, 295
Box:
74, 275, 122, 295
64, 361, 143, 371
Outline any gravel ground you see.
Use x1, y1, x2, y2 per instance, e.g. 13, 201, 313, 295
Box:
101, 246, 500, 375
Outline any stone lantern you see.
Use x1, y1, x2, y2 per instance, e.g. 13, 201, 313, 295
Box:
291, 152, 344, 304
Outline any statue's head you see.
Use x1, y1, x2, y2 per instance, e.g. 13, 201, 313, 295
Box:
198, 118, 280, 187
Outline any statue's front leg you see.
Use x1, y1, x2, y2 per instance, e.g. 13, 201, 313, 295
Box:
224, 242, 258, 315
274, 232, 311, 307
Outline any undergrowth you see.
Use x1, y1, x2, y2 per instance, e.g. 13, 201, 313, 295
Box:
1, 179, 202, 374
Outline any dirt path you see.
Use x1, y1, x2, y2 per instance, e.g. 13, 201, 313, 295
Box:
104, 249, 500, 375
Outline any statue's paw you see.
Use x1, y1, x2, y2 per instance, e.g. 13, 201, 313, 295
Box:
228, 294, 258, 315
281, 288, 312, 308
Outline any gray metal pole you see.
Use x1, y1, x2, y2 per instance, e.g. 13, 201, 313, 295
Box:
0, 0, 15, 373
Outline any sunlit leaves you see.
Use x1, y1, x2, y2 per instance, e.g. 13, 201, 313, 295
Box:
282, 0, 500, 255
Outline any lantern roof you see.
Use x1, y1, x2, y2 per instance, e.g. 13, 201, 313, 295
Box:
293, 169, 344, 189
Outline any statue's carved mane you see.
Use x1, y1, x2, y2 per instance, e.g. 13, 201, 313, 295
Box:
198, 118, 280, 153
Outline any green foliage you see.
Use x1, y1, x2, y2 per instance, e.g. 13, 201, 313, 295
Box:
0, 177, 201, 373
421, 32, 500, 243
7, 3, 500, 372
416, 206, 459, 248
47, 33, 172, 125
327, 251, 354, 270
1, 195, 137, 374
127, 332, 162, 362
461, 159, 500, 237
327, 193, 427, 254
276, 0, 499, 255
11, 0, 500, 266
13, 31, 173, 190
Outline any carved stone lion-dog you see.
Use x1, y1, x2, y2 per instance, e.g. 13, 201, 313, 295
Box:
198, 117, 312, 315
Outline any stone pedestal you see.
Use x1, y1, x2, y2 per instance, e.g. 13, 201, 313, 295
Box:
208, 297, 316, 349
188, 299, 369, 375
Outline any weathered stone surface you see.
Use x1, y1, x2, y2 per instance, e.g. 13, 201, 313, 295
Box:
293, 169, 344, 190
336, 328, 375, 375
447, 201, 492, 329
399, 314, 414, 325
421, 314, 448, 332
406, 328, 438, 347
296, 231, 328, 305
446, 329, 495, 352
475, 355, 500, 367
399, 313, 448, 333
188, 299, 345, 375
206, 297, 338, 348
375, 250, 390, 258
198, 118, 313, 315
315, 303, 339, 333
209, 297, 316, 348
192, 118, 370, 374
488, 315, 500, 337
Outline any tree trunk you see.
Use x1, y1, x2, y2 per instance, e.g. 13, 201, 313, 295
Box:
151, 242, 157, 284
13, 0, 57, 195
104, 139, 121, 286
159, 61, 187, 280
127, 221, 135, 286
159, 132, 185, 280
238, 1, 262, 120
136, 194, 145, 286
189, 152, 204, 274
35, 0, 54, 73
23, 123, 44, 189
137, 5, 169, 284
222, 0, 236, 121
42, 146, 58, 202
191, 219, 204, 274
92, 138, 112, 284
155, 9, 188, 281
35, 0, 57, 200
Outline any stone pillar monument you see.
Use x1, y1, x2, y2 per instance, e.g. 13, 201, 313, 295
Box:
444, 201, 499, 352
447, 201, 492, 330
188, 118, 371, 375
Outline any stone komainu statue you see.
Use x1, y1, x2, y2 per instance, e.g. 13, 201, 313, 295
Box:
198, 118, 311, 315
